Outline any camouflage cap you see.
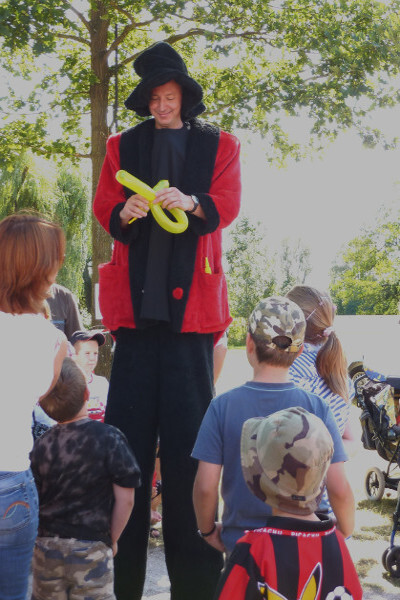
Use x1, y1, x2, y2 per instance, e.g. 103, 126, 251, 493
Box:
241, 407, 333, 516
248, 296, 305, 352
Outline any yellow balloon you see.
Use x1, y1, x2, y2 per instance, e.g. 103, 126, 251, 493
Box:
116, 170, 188, 234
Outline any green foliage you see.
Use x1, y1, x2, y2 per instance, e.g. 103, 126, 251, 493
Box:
225, 214, 311, 318
0, 152, 91, 309
54, 164, 92, 306
330, 204, 400, 314
225, 215, 275, 318
1, 0, 400, 165
0, 152, 54, 217
228, 317, 248, 347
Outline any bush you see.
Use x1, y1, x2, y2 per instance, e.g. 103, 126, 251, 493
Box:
228, 317, 248, 347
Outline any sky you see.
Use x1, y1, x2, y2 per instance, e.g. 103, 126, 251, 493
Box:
232, 107, 400, 290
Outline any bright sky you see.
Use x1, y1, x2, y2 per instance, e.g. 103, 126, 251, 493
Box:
233, 107, 400, 291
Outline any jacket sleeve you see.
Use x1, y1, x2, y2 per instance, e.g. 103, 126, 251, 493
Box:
93, 133, 138, 245
190, 131, 241, 236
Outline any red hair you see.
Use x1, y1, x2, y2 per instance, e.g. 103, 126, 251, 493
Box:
0, 212, 65, 314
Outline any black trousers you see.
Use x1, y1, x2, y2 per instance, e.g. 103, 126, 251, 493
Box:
105, 326, 224, 600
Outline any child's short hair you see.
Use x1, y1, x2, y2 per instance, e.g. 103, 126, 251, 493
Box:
40, 357, 87, 423
248, 296, 305, 367
241, 407, 333, 516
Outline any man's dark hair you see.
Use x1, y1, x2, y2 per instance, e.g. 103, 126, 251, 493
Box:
40, 357, 87, 423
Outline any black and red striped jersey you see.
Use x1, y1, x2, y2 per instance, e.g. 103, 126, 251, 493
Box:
215, 516, 362, 600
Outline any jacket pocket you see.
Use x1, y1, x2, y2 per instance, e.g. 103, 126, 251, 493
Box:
184, 270, 230, 332
98, 262, 135, 330
0, 482, 31, 535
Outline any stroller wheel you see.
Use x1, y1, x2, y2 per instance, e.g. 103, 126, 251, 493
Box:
386, 546, 400, 578
382, 547, 390, 569
365, 467, 385, 501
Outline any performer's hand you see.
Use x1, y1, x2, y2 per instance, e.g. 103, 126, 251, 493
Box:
154, 187, 193, 212
203, 522, 225, 553
120, 194, 149, 227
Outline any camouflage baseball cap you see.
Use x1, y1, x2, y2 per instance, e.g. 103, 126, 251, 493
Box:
241, 407, 333, 516
248, 296, 305, 352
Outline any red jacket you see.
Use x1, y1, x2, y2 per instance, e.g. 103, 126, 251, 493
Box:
93, 118, 241, 340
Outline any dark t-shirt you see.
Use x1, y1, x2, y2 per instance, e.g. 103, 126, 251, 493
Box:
140, 126, 189, 323
30, 418, 141, 546
47, 283, 83, 341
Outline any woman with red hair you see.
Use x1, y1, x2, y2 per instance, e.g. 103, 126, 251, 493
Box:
0, 212, 68, 599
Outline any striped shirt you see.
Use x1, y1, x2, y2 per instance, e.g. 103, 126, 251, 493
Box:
216, 516, 362, 600
289, 343, 354, 436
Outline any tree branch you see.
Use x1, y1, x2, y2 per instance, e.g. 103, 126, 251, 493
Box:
107, 24, 136, 56
109, 1, 156, 28
64, 2, 90, 31
113, 28, 211, 70
57, 32, 90, 46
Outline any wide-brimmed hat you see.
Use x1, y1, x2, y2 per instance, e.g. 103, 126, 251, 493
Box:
124, 42, 205, 120
241, 407, 333, 515
248, 296, 306, 353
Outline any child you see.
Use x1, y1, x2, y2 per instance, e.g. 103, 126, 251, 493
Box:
71, 329, 109, 421
215, 407, 362, 599
192, 296, 354, 555
30, 357, 141, 599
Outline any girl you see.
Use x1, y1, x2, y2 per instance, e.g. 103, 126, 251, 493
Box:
286, 285, 355, 451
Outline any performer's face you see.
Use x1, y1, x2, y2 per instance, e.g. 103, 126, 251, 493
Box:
149, 80, 183, 129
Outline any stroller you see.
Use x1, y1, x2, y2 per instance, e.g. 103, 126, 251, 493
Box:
349, 361, 400, 577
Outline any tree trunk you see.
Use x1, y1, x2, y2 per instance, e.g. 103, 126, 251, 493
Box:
89, 4, 113, 377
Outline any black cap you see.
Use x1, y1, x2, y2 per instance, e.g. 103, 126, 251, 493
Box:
70, 330, 106, 347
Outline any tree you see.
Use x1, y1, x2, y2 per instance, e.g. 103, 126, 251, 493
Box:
1, 1, 400, 368
278, 238, 311, 294
0, 152, 55, 218
54, 164, 92, 311
1, 0, 400, 317
330, 204, 400, 314
225, 215, 311, 341
0, 153, 91, 308
225, 215, 276, 319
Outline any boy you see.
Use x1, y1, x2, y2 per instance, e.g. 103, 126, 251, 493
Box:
71, 329, 109, 421
192, 296, 354, 555
215, 407, 362, 599
30, 357, 141, 600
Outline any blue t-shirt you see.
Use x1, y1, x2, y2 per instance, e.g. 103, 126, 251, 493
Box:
192, 380, 347, 552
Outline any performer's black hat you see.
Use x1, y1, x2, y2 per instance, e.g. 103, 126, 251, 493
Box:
124, 42, 205, 120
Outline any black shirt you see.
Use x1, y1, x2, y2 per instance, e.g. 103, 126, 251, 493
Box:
140, 125, 189, 323
30, 419, 141, 546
